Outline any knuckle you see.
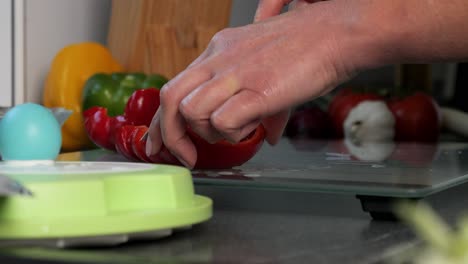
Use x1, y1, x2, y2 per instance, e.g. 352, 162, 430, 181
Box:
257, 76, 277, 98
212, 28, 233, 42
242, 72, 277, 114
210, 112, 229, 132
211, 28, 238, 51
210, 113, 239, 142
242, 67, 278, 96
159, 83, 175, 107
179, 99, 198, 121
243, 86, 270, 114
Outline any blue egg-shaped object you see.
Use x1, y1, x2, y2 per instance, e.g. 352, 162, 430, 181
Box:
0, 103, 62, 161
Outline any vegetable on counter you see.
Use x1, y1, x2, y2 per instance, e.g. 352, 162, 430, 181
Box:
83, 88, 266, 169
83, 88, 160, 151
343, 100, 396, 144
387, 92, 441, 142
115, 124, 266, 169
328, 88, 384, 138
43, 42, 123, 151
83, 107, 128, 151
82, 72, 168, 117
335, 88, 468, 146
284, 106, 332, 139
330, 89, 443, 143
439, 107, 468, 139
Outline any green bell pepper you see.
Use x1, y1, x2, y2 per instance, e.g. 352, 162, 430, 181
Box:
82, 72, 168, 117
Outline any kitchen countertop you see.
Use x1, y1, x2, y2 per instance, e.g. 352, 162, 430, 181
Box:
2, 138, 468, 263
2, 184, 467, 264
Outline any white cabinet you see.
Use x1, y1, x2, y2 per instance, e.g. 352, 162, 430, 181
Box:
0, 0, 13, 108
0, 0, 111, 108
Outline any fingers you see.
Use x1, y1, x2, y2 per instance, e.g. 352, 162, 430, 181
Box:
160, 109, 196, 168
146, 67, 212, 168
262, 110, 290, 145
208, 92, 290, 145
179, 73, 240, 143
180, 76, 289, 146
209, 90, 268, 143
254, 0, 294, 22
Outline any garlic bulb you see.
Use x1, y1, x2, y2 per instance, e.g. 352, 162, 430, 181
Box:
343, 101, 395, 144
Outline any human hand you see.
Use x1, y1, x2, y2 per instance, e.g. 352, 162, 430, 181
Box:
145, 0, 366, 168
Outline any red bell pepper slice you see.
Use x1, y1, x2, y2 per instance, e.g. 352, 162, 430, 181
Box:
124, 88, 160, 127
130, 126, 153, 162
110, 114, 130, 143
83, 107, 112, 150
114, 125, 140, 161
83, 106, 129, 151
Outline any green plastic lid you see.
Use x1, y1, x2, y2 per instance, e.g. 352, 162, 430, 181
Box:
0, 161, 212, 243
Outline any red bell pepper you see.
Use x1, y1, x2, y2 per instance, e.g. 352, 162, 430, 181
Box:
114, 125, 266, 169
84, 87, 266, 169
184, 126, 266, 169
84, 88, 159, 151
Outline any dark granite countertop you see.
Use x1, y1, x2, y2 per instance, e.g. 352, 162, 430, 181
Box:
1, 183, 467, 264
2, 138, 468, 263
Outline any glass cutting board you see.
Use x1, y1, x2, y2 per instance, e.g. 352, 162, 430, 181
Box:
60, 138, 468, 199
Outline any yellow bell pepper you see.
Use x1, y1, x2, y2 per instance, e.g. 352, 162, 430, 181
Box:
43, 42, 123, 151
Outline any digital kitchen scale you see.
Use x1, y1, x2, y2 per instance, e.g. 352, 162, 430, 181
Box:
62, 138, 468, 221
0, 161, 212, 248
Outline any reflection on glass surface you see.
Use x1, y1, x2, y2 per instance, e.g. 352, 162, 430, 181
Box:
59, 139, 468, 198
190, 139, 468, 198
343, 139, 395, 162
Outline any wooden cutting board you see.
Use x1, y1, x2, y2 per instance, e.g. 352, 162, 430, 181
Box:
107, 0, 232, 79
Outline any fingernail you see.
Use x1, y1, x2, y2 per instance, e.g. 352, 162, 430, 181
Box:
170, 151, 193, 169
145, 137, 154, 157
179, 158, 193, 169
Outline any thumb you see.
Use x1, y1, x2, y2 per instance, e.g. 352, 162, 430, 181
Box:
254, 0, 294, 22
262, 110, 290, 145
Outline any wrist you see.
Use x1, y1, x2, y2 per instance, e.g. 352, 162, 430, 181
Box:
323, 0, 402, 72
338, 0, 468, 69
